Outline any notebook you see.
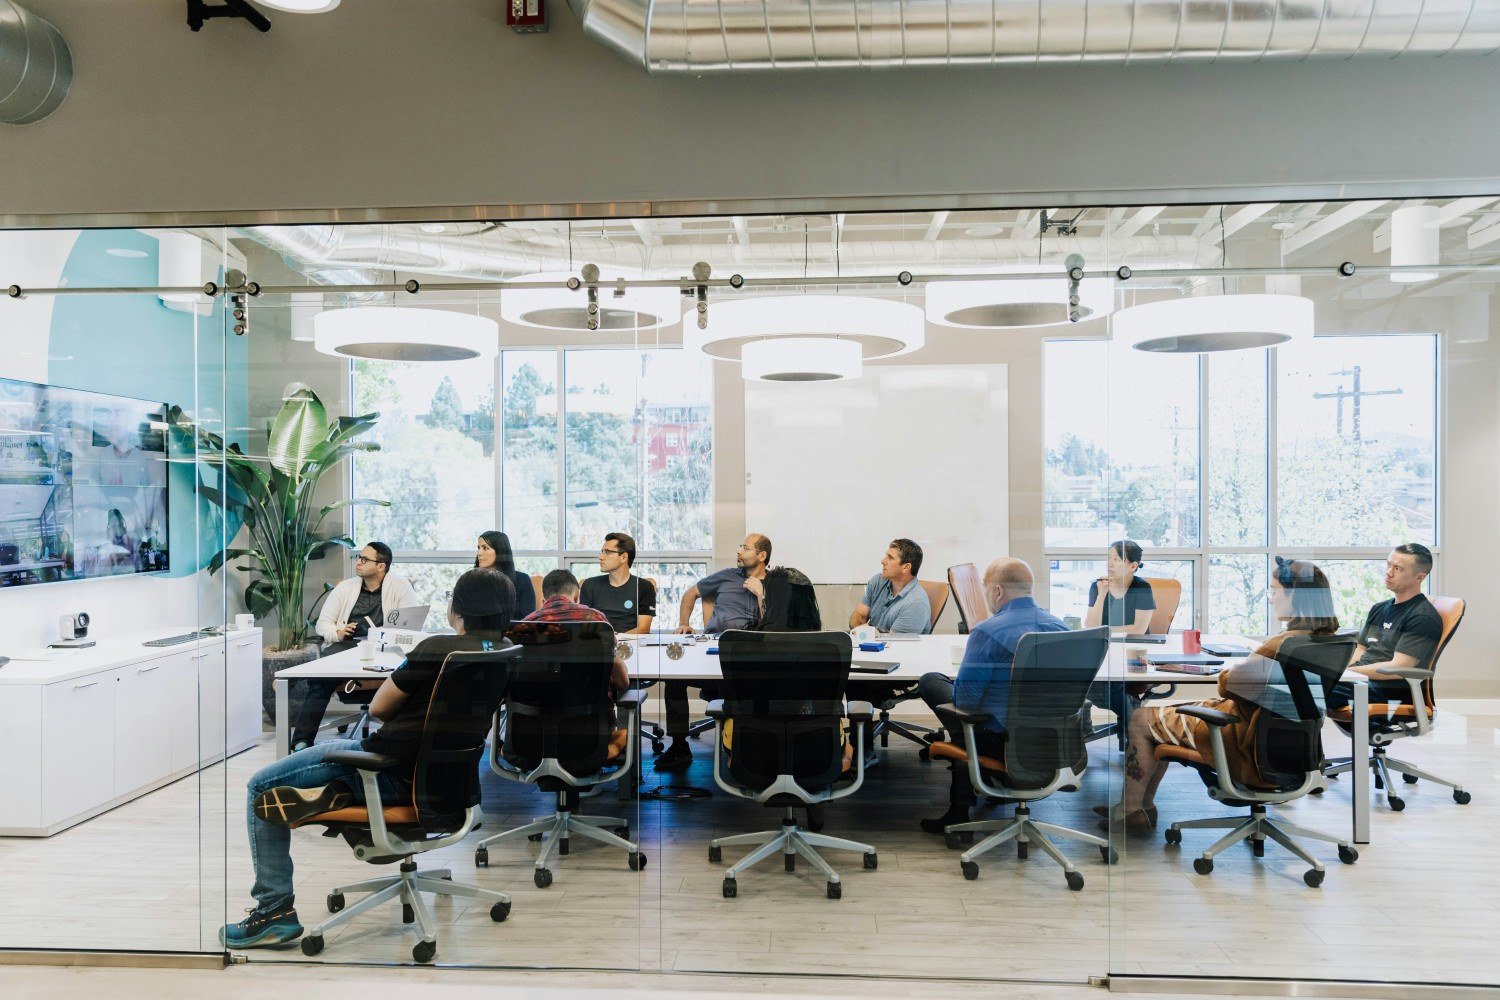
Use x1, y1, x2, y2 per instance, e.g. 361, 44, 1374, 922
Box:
850, 661, 899, 674
1153, 661, 1223, 676
1202, 642, 1252, 657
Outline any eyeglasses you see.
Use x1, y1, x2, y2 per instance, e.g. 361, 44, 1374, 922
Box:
599, 547, 625, 556
355, 555, 384, 565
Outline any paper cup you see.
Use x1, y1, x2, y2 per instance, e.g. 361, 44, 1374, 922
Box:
1125, 648, 1149, 674
359, 639, 375, 662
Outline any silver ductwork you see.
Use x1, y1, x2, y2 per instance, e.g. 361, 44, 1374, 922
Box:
0, 0, 72, 124
567, 0, 1500, 73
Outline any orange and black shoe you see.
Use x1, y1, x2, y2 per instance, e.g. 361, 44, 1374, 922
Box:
252, 781, 353, 827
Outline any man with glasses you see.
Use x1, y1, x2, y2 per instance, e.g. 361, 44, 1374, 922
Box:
291, 542, 420, 751
580, 532, 656, 635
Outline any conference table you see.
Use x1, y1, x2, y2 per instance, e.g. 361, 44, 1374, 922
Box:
273, 630, 1371, 843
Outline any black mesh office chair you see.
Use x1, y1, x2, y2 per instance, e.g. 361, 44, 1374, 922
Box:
1160, 634, 1359, 887
928, 627, 1112, 891
707, 629, 876, 900
474, 621, 646, 887
294, 644, 521, 963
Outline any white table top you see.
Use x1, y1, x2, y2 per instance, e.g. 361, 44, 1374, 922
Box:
0, 626, 263, 686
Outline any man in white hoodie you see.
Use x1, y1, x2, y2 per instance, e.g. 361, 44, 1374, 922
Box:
291, 541, 419, 750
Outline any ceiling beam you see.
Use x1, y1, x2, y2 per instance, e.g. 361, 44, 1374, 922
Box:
629, 219, 659, 246
1279, 199, 1387, 256
1112, 205, 1165, 240
731, 216, 750, 246
1468, 212, 1500, 250
923, 210, 949, 243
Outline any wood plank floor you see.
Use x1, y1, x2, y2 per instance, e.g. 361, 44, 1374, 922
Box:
1, 707, 1497, 987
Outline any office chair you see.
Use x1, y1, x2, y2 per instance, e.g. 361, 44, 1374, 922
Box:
863, 579, 952, 754
474, 621, 646, 887
1161, 634, 1359, 888
1324, 596, 1468, 809
707, 629, 876, 900
928, 626, 1113, 891
948, 563, 990, 635
293, 645, 522, 963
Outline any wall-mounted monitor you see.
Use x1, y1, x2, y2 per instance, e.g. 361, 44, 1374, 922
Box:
0, 377, 169, 588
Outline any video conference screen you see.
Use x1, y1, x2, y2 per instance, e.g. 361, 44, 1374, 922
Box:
0, 377, 169, 588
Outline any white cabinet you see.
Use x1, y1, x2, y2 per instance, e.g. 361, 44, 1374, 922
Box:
41, 671, 117, 826
192, 645, 227, 765
226, 633, 263, 752
113, 656, 183, 795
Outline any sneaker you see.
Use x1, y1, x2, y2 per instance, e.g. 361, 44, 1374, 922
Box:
252, 781, 353, 827
653, 741, 693, 772
219, 907, 302, 948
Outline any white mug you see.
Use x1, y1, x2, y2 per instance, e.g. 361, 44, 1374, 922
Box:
235, 613, 255, 631
359, 639, 375, 662
852, 625, 877, 643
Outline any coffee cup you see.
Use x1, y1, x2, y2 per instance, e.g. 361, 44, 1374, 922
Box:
235, 613, 254, 631
359, 639, 375, 662
852, 625, 877, 643
1063, 615, 1082, 630
1182, 629, 1202, 654
1125, 648, 1149, 674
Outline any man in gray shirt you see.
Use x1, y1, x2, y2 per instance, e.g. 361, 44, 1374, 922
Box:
850, 538, 932, 634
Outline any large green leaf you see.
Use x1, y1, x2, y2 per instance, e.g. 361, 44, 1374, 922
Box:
209, 546, 262, 576
245, 579, 277, 618
266, 387, 329, 478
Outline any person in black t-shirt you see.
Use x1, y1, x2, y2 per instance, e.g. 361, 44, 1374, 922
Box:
1084, 539, 1157, 634
579, 531, 656, 634
1328, 543, 1443, 713
222, 568, 515, 951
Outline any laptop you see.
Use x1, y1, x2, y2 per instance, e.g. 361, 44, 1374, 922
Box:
384, 605, 430, 629
1148, 654, 1225, 667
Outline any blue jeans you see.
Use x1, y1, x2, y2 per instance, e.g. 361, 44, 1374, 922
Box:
245, 739, 406, 913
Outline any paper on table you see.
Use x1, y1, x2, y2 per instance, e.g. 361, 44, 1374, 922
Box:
7, 648, 66, 661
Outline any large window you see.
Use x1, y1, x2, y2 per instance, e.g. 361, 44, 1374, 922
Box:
1044, 334, 1438, 633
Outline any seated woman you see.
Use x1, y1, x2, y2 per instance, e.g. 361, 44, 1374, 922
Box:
1099, 557, 1340, 833
475, 530, 537, 619
1084, 539, 1155, 634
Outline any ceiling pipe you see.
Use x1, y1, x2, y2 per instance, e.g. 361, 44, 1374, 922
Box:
0, 0, 73, 124
566, 0, 1500, 73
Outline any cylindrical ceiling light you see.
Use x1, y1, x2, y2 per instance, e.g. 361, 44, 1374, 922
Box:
157, 232, 212, 315
925, 272, 1114, 329
313, 306, 498, 361
255, 0, 340, 12
1113, 293, 1314, 353
1390, 205, 1440, 283
287, 292, 321, 342
686, 294, 924, 364
501, 270, 682, 332
741, 337, 862, 381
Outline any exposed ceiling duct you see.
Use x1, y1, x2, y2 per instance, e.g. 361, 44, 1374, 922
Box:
566, 0, 1500, 73
0, 0, 73, 124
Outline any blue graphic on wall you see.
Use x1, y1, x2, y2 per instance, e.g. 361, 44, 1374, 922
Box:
49, 229, 250, 577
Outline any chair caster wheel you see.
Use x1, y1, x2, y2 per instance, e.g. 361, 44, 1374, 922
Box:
1164, 828, 1182, 845
1065, 871, 1084, 891
708, 845, 722, 863
475, 848, 489, 868
1193, 857, 1214, 876
961, 861, 979, 881
301, 935, 324, 956
490, 901, 511, 922
1016, 841, 1028, 860
1308, 786, 1324, 795
326, 892, 344, 913
863, 852, 878, 870
722, 878, 737, 898
651, 741, 665, 754
534, 868, 553, 888
918, 747, 931, 762
785, 853, 796, 872
1454, 789, 1472, 805
1403, 773, 1419, 784
614, 826, 630, 838
1388, 796, 1406, 811
412, 940, 436, 963
1101, 846, 1118, 865
826, 881, 842, 899
528, 832, 544, 842
943, 831, 971, 850
1252, 839, 1264, 858
629, 852, 647, 871
1303, 868, 1325, 888
1338, 846, 1358, 865
402, 903, 414, 924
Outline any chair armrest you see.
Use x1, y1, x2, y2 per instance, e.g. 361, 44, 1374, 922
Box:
321, 750, 399, 771
846, 700, 874, 723
705, 699, 728, 719
1177, 704, 1239, 728
936, 702, 989, 726
1374, 666, 1433, 680
616, 688, 646, 710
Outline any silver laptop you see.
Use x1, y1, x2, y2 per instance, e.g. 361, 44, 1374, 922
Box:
384, 605, 430, 629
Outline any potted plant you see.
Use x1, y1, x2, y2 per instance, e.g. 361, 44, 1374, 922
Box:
172, 385, 388, 717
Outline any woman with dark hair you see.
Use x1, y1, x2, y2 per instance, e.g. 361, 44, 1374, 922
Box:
475, 530, 537, 619
1084, 539, 1156, 635
1100, 558, 1341, 833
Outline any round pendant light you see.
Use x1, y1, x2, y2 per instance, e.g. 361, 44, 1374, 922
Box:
1390, 205, 1440, 283
313, 306, 498, 362
501, 270, 682, 332
925, 272, 1114, 329
255, 0, 340, 12
1113, 293, 1314, 353
157, 231, 213, 315
741, 337, 862, 381
686, 295, 924, 367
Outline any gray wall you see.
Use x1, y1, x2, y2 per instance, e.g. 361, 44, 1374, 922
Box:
4, 0, 1500, 220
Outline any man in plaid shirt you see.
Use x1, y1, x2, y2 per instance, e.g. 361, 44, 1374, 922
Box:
523, 569, 628, 693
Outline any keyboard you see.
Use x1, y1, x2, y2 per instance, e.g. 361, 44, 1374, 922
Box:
143, 629, 218, 647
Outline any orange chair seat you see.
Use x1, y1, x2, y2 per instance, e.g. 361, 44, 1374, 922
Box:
607, 728, 629, 759
1328, 704, 1429, 724
301, 805, 419, 827
1155, 744, 1210, 767
927, 741, 1006, 773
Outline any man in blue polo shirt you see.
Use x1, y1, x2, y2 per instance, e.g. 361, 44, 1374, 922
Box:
850, 538, 931, 634
915, 557, 1067, 835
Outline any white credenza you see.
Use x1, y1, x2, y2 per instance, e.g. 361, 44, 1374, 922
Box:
0, 628, 263, 836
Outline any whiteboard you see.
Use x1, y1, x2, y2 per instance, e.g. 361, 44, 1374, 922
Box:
744, 364, 1008, 584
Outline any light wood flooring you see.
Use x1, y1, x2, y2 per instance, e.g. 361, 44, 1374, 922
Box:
1, 706, 1497, 988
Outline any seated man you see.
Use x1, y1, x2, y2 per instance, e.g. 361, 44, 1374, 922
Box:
221, 568, 515, 949
579, 531, 656, 635
915, 557, 1067, 835
849, 537, 931, 634
524, 568, 629, 694
1328, 542, 1443, 713
291, 541, 420, 750
658, 533, 772, 771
